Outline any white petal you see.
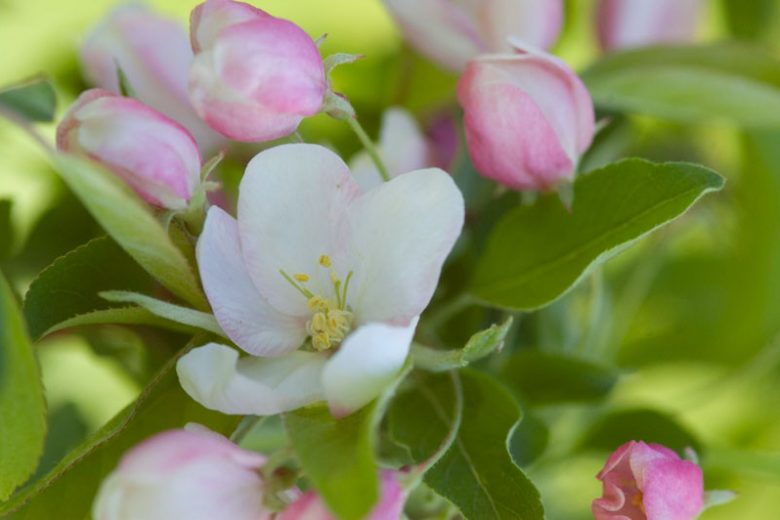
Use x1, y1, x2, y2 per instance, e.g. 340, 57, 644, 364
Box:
348, 168, 464, 326
350, 107, 431, 192
177, 344, 327, 415
322, 319, 417, 416
198, 206, 306, 356
237, 144, 362, 316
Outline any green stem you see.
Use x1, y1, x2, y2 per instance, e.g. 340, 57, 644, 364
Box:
230, 415, 264, 444
346, 116, 391, 182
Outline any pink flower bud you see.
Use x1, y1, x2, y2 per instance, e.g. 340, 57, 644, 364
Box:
188, 0, 327, 142
57, 89, 202, 210
382, 0, 563, 71
80, 5, 226, 153
596, 0, 703, 52
277, 471, 406, 520
457, 47, 594, 191
92, 428, 270, 520
593, 441, 704, 520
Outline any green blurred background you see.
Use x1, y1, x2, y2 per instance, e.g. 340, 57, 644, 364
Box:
2, 0, 780, 518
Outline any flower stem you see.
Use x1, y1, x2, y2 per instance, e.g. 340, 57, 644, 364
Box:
346, 116, 391, 182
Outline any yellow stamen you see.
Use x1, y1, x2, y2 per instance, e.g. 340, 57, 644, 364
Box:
294, 273, 310, 282
319, 255, 332, 268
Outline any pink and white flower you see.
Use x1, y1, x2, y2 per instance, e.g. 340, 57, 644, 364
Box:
596, 0, 704, 52
349, 107, 433, 191
177, 143, 464, 416
382, 0, 563, 71
187, 0, 327, 142
92, 427, 269, 520
593, 441, 704, 520
80, 4, 226, 153
278, 470, 406, 520
457, 44, 594, 191
57, 89, 202, 210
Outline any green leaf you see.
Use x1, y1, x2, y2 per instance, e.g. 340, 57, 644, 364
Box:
471, 159, 724, 310
99, 291, 224, 337
0, 346, 240, 518
389, 372, 463, 466
0, 271, 46, 501
582, 43, 780, 127
412, 318, 512, 372
0, 200, 12, 260
508, 413, 549, 467
408, 370, 543, 520
52, 154, 207, 309
24, 236, 156, 340
579, 408, 702, 454
501, 350, 618, 405
284, 405, 380, 520
0, 76, 56, 122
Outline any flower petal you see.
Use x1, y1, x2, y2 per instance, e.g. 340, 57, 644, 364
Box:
322, 319, 416, 417
177, 343, 327, 415
237, 144, 362, 316
348, 168, 464, 326
198, 206, 306, 356
642, 458, 704, 520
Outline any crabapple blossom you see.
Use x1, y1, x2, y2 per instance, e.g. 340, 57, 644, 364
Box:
187, 0, 327, 142
349, 107, 433, 191
177, 143, 464, 416
596, 0, 704, 52
80, 4, 225, 153
382, 0, 563, 71
593, 441, 704, 520
57, 89, 201, 210
277, 470, 406, 520
457, 43, 594, 191
92, 427, 269, 520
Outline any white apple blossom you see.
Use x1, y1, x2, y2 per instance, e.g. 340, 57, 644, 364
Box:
177, 143, 464, 416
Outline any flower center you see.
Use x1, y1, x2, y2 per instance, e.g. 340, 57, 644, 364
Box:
280, 255, 354, 351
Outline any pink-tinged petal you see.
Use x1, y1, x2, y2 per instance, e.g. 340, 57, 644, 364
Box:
481, 0, 563, 52
177, 343, 327, 415
426, 111, 459, 170
198, 206, 306, 356
383, 0, 485, 71
642, 459, 704, 520
457, 51, 594, 190
57, 89, 201, 209
187, 2, 326, 142
629, 441, 681, 490
383, 0, 562, 71
237, 144, 362, 317
596, 0, 703, 52
350, 108, 432, 191
80, 5, 226, 153
93, 428, 270, 520
322, 320, 416, 417
190, 0, 266, 52
348, 167, 464, 326
278, 470, 406, 520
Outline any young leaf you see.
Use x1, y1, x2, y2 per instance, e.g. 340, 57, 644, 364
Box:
0, 271, 46, 501
0, 345, 240, 518
501, 350, 618, 405
579, 408, 702, 454
394, 370, 544, 520
582, 43, 780, 127
412, 318, 512, 372
284, 404, 380, 520
0, 76, 56, 122
52, 154, 207, 309
99, 291, 224, 337
24, 236, 156, 340
471, 159, 724, 310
